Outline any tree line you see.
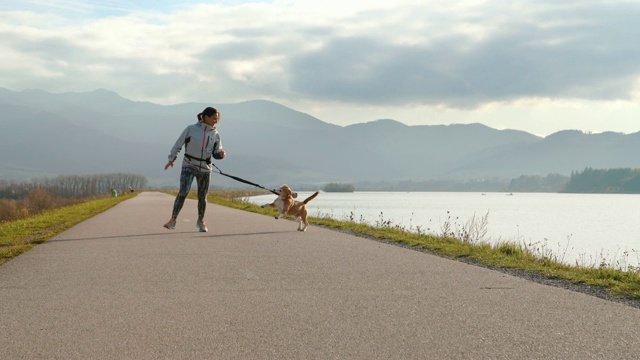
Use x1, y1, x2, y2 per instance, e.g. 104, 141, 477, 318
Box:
352, 168, 640, 194
0, 173, 147, 199
563, 167, 640, 193
0, 173, 147, 222
507, 174, 569, 192
323, 168, 639, 194
323, 183, 355, 192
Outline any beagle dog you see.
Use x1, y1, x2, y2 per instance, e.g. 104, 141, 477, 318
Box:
262, 184, 319, 231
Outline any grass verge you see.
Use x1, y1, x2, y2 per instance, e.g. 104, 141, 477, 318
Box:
207, 192, 640, 302
0, 192, 136, 266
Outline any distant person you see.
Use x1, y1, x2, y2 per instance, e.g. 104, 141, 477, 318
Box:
163, 107, 226, 232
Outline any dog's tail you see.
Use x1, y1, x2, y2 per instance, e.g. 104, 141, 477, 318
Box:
303, 191, 319, 204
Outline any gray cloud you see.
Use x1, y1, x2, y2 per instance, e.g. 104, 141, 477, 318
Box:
284, 1, 640, 108
1, 0, 640, 112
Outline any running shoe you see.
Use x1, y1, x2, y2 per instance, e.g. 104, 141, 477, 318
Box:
163, 218, 177, 230
197, 220, 208, 232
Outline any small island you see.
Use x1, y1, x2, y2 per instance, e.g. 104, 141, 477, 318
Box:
323, 183, 355, 192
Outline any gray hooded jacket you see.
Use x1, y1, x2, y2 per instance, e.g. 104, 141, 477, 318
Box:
168, 121, 223, 172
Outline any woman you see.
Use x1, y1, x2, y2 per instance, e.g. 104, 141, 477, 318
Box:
163, 106, 226, 232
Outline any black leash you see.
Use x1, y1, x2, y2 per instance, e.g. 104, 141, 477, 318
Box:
211, 163, 279, 195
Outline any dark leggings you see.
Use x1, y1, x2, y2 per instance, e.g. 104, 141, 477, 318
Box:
171, 167, 211, 221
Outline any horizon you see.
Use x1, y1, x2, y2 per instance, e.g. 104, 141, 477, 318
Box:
5, 85, 635, 138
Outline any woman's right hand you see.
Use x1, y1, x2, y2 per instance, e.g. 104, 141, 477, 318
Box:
164, 161, 174, 170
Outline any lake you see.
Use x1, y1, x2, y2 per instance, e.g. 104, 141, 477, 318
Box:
245, 191, 640, 270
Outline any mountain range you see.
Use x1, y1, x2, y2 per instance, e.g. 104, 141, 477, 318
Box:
2, 87, 640, 190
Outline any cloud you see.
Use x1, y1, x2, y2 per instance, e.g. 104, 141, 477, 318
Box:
1, 0, 640, 110
288, 1, 640, 108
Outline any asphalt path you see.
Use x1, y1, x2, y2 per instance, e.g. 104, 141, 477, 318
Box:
1, 192, 640, 359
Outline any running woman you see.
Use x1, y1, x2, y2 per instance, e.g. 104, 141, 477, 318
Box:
163, 106, 226, 232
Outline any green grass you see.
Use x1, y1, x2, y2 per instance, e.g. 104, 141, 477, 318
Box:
0, 192, 135, 266
208, 192, 640, 301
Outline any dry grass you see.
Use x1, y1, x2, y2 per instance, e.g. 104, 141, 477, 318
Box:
0, 193, 135, 265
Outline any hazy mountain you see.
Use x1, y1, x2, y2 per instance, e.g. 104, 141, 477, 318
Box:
0, 103, 168, 182
2, 87, 640, 190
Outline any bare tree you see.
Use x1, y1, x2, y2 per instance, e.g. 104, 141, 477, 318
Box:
0, 173, 147, 199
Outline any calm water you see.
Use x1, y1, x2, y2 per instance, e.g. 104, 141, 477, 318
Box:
246, 191, 640, 269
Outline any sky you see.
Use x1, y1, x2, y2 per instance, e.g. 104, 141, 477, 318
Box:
1, 0, 640, 136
